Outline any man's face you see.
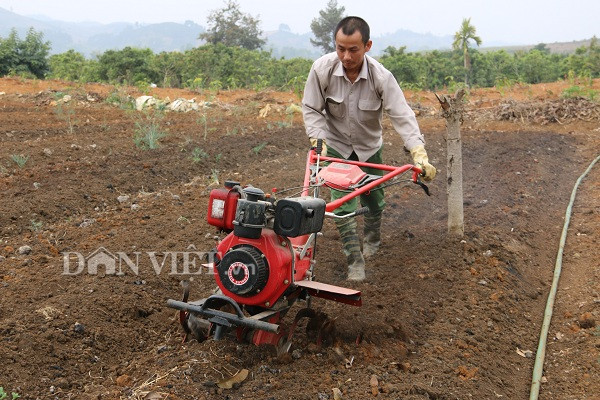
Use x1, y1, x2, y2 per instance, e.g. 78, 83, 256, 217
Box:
335, 29, 372, 75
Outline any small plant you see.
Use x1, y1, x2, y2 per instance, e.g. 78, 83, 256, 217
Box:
495, 76, 518, 96
252, 142, 267, 155
561, 85, 598, 101
215, 153, 222, 163
208, 79, 222, 93
0, 387, 20, 400
54, 93, 77, 134
284, 75, 307, 99
135, 79, 151, 95
209, 169, 220, 186
187, 75, 205, 93
226, 127, 238, 136
445, 76, 470, 95
177, 216, 191, 224
133, 111, 167, 150
30, 220, 43, 232
191, 147, 209, 163
11, 154, 29, 168
106, 87, 135, 110
197, 113, 208, 140
276, 121, 292, 128
285, 104, 302, 127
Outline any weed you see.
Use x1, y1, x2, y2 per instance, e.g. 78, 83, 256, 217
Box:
495, 76, 518, 96
53, 93, 77, 134
276, 121, 292, 128
226, 127, 238, 136
133, 111, 167, 150
0, 387, 20, 400
191, 147, 209, 163
215, 153, 223, 163
197, 113, 208, 140
285, 104, 301, 127
177, 216, 191, 224
209, 169, 220, 186
187, 75, 205, 94
135, 79, 151, 95
283, 75, 307, 99
208, 80, 222, 94
561, 85, 598, 101
11, 154, 29, 168
30, 220, 43, 232
445, 76, 470, 96
252, 142, 267, 155
106, 87, 134, 110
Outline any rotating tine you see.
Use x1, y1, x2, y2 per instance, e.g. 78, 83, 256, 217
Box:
179, 281, 192, 342
316, 318, 336, 351
287, 308, 317, 343
277, 308, 317, 356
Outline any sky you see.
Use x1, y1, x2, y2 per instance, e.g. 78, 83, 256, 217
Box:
0, 0, 598, 45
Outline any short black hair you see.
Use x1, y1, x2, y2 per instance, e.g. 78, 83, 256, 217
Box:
334, 17, 370, 45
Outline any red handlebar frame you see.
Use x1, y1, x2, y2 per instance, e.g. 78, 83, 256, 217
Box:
302, 149, 423, 213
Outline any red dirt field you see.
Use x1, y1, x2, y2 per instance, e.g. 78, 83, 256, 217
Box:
0, 77, 598, 400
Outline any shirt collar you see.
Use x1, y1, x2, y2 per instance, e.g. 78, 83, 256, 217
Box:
333, 55, 369, 81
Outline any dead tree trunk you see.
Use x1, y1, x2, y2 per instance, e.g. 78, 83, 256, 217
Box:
436, 89, 465, 237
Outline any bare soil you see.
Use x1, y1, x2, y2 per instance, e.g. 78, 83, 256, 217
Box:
0, 77, 598, 400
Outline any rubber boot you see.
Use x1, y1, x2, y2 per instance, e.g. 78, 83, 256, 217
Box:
334, 217, 366, 281
362, 210, 382, 259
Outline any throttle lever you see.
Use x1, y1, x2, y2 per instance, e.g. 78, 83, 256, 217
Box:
316, 139, 323, 156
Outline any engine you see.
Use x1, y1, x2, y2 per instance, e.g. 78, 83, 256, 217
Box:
207, 183, 326, 308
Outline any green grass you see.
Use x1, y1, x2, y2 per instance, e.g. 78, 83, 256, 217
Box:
252, 142, 267, 155
133, 112, 167, 150
561, 85, 598, 101
191, 147, 209, 163
10, 154, 29, 168
30, 220, 43, 232
0, 387, 20, 400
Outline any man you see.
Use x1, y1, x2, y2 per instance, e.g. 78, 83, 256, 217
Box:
302, 16, 436, 281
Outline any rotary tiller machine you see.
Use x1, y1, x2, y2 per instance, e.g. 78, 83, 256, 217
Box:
167, 140, 429, 351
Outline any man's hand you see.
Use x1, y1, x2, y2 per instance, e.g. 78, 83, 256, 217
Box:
310, 138, 327, 157
410, 145, 436, 181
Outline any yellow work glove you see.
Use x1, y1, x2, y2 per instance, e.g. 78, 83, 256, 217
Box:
309, 138, 327, 157
410, 145, 436, 181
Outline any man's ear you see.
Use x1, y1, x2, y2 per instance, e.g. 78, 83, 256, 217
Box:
365, 40, 373, 52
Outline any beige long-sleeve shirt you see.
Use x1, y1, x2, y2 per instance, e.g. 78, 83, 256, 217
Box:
302, 52, 424, 161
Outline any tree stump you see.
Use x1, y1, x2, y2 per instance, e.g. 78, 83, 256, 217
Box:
436, 89, 466, 237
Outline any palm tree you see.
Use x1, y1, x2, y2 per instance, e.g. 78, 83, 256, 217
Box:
452, 18, 482, 86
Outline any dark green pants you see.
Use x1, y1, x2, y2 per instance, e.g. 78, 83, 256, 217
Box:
327, 146, 386, 216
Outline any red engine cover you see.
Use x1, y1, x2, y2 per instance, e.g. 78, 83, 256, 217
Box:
214, 230, 294, 307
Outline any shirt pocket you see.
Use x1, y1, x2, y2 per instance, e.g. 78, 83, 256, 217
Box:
325, 96, 346, 119
358, 99, 382, 126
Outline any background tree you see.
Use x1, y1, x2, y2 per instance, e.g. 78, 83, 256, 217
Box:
48, 50, 87, 81
0, 29, 20, 76
0, 27, 50, 78
97, 47, 157, 85
152, 51, 186, 87
200, 0, 265, 50
310, 0, 345, 54
452, 17, 482, 86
